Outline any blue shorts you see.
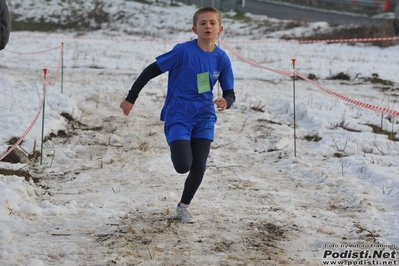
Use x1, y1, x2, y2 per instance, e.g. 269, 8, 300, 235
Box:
164, 118, 216, 145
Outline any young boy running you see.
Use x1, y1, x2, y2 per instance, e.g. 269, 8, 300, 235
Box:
120, 7, 235, 223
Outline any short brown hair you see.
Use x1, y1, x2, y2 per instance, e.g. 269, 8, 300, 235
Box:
192, 7, 222, 26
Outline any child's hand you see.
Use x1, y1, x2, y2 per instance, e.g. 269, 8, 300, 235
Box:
214, 97, 227, 111
120, 100, 134, 116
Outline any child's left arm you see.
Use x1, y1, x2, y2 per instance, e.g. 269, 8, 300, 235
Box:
214, 89, 235, 111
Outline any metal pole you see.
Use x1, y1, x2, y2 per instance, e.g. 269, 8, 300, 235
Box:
61, 42, 64, 94
40, 68, 48, 165
292, 59, 297, 157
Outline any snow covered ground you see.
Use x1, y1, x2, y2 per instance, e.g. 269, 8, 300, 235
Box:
0, 0, 398, 265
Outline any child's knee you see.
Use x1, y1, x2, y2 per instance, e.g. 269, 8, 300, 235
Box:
173, 163, 191, 174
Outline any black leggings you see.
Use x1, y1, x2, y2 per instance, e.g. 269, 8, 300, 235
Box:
170, 138, 211, 205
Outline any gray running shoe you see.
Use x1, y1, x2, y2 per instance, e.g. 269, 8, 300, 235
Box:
176, 203, 195, 223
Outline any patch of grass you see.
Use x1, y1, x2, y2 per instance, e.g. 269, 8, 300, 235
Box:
43, 112, 103, 143
12, 19, 65, 32
0, 168, 32, 182
60, 112, 103, 131
7, 136, 21, 145
11, 1, 112, 32
129, 0, 153, 4
333, 152, 347, 158
326, 72, 396, 88
307, 73, 317, 80
361, 73, 394, 86
304, 134, 322, 142
30, 150, 41, 163
295, 21, 397, 47
257, 119, 282, 125
331, 117, 361, 133
277, 0, 386, 16
251, 101, 266, 112
365, 123, 399, 141
328, 72, 351, 81
284, 20, 309, 30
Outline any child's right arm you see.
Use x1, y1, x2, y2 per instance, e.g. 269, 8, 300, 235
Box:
120, 100, 134, 116
120, 62, 163, 116
125, 62, 163, 104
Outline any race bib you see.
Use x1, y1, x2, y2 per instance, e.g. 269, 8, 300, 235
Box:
197, 72, 211, 94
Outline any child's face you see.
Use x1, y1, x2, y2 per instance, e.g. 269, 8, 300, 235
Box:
192, 12, 223, 40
